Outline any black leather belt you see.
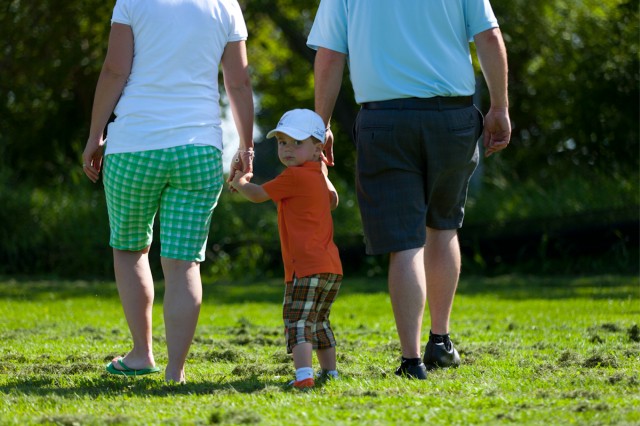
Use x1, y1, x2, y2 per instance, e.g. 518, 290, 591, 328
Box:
361, 96, 473, 110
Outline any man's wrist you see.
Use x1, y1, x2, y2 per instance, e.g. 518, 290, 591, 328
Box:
489, 105, 509, 111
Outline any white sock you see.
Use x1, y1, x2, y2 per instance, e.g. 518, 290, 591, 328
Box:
295, 367, 314, 382
317, 369, 339, 379
325, 369, 339, 379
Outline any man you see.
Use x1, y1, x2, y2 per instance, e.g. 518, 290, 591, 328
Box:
307, 0, 511, 379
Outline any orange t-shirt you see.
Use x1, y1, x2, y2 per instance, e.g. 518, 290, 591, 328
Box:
262, 162, 343, 282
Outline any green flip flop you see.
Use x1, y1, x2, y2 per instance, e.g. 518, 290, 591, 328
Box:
106, 358, 161, 376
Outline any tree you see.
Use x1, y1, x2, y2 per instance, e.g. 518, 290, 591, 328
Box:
0, 0, 112, 185
0, 0, 636, 277
1, 0, 637, 186
493, 0, 639, 180
241, 0, 357, 181
243, 0, 639, 183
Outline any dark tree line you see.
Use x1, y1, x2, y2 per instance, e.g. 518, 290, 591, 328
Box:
0, 0, 637, 277
1, 0, 637, 187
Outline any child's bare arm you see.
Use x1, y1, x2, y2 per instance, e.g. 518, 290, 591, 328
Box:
325, 176, 339, 210
230, 172, 270, 203
321, 162, 339, 210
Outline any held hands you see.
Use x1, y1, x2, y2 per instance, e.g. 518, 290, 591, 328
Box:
230, 171, 270, 203
230, 171, 253, 191
483, 107, 511, 157
82, 136, 106, 183
321, 128, 335, 166
227, 148, 254, 192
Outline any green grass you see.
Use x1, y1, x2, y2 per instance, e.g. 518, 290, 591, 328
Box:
0, 274, 638, 425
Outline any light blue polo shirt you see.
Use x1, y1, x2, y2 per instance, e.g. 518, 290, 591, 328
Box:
307, 0, 498, 103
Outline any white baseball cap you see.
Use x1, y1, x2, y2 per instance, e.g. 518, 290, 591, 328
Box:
266, 109, 326, 144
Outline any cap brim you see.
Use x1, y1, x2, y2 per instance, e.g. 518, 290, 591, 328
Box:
266, 127, 312, 141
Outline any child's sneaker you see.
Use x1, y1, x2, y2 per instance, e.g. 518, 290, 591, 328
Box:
288, 378, 315, 389
316, 369, 339, 380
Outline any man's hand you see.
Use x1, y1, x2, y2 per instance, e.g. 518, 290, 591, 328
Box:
483, 107, 511, 157
321, 128, 335, 166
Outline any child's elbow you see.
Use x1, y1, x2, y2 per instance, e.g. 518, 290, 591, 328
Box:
330, 192, 339, 210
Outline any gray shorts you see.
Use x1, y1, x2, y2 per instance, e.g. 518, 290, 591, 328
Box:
353, 97, 483, 255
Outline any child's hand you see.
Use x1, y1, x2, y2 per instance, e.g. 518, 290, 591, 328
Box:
231, 171, 253, 188
229, 172, 269, 203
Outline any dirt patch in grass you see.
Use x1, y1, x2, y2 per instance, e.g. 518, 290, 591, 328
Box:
562, 389, 601, 399
587, 322, 640, 344
583, 354, 619, 368
271, 352, 291, 364
558, 350, 580, 366
574, 402, 610, 413
204, 349, 245, 362
209, 408, 261, 425
24, 363, 97, 375
231, 363, 291, 377
628, 324, 640, 342
40, 414, 133, 426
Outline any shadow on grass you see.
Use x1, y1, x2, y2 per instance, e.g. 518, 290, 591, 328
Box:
0, 277, 116, 300
456, 274, 638, 301
0, 273, 636, 303
0, 374, 296, 398
0, 274, 389, 304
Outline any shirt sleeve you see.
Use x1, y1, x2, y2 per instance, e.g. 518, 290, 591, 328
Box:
465, 0, 499, 40
306, 0, 349, 54
111, 0, 131, 26
262, 168, 299, 202
225, 0, 248, 42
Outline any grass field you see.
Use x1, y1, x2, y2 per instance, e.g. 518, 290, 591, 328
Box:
0, 274, 638, 425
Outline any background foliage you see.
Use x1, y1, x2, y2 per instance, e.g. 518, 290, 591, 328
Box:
0, 0, 637, 278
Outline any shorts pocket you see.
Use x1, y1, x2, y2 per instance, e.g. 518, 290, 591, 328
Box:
447, 107, 480, 135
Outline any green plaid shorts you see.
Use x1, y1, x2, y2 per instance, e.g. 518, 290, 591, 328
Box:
283, 273, 343, 353
103, 145, 223, 262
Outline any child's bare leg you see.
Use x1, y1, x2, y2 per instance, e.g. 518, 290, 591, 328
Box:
292, 342, 313, 369
316, 346, 336, 371
313, 274, 342, 377
291, 342, 315, 386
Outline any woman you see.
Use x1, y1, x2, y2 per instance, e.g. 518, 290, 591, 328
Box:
81, 0, 254, 383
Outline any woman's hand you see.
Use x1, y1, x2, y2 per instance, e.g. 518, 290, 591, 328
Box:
227, 148, 254, 191
82, 136, 106, 183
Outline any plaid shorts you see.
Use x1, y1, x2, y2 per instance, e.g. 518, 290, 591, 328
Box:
283, 273, 342, 353
103, 145, 223, 262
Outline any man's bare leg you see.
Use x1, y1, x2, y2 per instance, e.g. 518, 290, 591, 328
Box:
388, 248, 426, 359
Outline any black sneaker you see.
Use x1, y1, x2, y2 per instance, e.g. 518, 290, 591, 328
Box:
395, 359, 428, 380
423, 332, 461, 370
